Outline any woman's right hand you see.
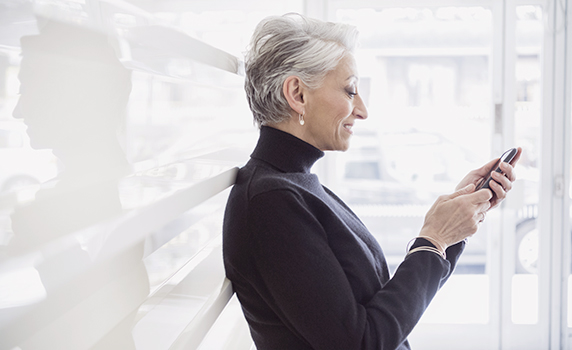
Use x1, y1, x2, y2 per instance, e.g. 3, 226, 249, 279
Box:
419, 184, 492, 251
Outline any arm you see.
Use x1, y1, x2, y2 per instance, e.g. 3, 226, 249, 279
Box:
246, 190, 456, 350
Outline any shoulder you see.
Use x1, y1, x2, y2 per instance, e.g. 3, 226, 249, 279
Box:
234, 162, 322, 201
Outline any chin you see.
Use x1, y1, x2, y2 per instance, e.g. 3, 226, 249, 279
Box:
336, 142, 350, 152
324, 136, 351, 151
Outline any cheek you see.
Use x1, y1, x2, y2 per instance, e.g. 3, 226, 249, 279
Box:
332, 103, 352, 126
311, 94, 351, 130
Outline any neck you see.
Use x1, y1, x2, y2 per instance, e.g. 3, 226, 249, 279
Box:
253, 126, 324, 174
268, 115, 321, 151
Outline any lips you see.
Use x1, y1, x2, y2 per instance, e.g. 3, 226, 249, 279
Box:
343, 123, 354, 134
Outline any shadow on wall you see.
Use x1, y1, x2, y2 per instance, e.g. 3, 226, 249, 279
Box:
4, 18, 149, 349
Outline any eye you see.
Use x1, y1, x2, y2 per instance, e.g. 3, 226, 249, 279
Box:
346, 89, 357, 98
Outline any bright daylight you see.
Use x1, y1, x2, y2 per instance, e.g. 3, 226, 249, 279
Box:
0, 1, 570, 349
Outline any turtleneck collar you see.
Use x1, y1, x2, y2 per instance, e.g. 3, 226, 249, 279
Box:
250, 126, 325, 174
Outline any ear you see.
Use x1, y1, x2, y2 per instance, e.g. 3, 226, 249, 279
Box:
282, 76, 306, 116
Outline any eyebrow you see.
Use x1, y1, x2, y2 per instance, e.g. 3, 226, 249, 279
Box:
346, 75, 358, 82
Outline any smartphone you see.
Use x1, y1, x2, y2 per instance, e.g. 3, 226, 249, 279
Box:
476, 148, 518, 191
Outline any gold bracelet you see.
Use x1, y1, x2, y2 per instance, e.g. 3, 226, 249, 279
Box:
406, 246, 447, 260
416, 235, 447, 253
405, 236, 447, 254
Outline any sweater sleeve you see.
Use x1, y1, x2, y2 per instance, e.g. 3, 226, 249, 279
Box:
245, 189, 458, 350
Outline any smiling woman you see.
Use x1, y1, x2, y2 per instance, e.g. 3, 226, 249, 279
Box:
222, 13, 520, 350
279, 54, 368, 151
243, 14, 366, 153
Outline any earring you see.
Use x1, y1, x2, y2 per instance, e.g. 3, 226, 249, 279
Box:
299, 112, 305, 126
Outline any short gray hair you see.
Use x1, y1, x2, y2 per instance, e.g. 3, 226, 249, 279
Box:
244, 13, 358, 126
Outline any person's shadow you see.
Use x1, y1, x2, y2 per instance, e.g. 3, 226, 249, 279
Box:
7, 19, 148, 349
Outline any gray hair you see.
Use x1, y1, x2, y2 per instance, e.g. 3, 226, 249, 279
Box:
244, 13, 358, 126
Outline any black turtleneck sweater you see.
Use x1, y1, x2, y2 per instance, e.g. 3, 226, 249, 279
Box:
223, 126, 464, 350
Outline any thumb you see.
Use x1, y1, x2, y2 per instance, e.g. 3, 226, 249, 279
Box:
449, 183, 475, 199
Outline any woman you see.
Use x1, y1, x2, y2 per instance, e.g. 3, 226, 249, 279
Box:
223, 14, 520, 350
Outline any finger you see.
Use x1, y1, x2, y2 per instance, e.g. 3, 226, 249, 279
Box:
477, 211, 487, 223
478, 199, 492, 212
449, 183, 476, 199
470, 187, 493, 203
498, 162, 516, 182
508, 147, 523, 166
491, 170, 513, 191
489, 178, 507, 200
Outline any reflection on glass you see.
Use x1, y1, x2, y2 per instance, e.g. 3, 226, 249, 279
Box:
10, 21, 132, 248
1, 19, 149, 349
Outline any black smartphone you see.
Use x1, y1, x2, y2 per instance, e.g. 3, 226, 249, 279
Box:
476, 148, 518, 191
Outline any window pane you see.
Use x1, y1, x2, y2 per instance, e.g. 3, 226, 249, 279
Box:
332, 5, 494, 324
511, 4, 543, 325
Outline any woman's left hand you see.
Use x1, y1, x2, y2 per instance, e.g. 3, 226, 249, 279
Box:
456, 147, 522, 210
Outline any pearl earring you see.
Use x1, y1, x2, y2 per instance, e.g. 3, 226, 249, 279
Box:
299, 112, 305, 126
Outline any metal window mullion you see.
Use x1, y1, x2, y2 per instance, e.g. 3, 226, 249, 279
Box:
541, 0, 559, 349
543, 1, 572, 349
499, 2, 538, 349
489, 2, 505, 350
541, 0, 571, 349
549, 0, 572, 349
563, 2, 572, 348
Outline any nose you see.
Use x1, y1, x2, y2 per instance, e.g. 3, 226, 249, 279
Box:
354, 94, 368, 120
